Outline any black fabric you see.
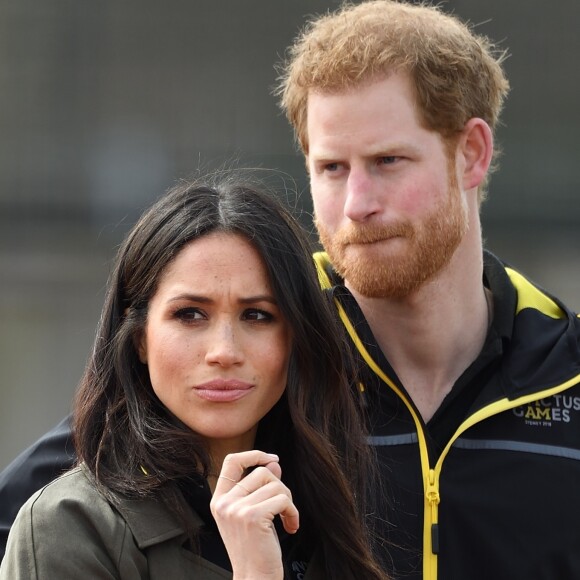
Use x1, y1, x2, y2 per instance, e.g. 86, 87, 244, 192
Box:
179, 477, 232, 572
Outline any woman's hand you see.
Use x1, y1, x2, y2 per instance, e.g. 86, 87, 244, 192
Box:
210, 450, 299, 580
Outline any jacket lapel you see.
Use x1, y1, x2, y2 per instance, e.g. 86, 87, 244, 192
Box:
117, 496, 231, 579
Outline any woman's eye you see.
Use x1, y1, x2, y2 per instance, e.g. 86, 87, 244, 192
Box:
174, 307, 204, 322
243, 308, 273, 322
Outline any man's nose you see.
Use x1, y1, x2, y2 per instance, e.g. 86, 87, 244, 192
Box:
343, 169, 382, 222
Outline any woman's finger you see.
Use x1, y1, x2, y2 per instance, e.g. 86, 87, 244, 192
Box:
245, 466, 299, 533
212, 451, 299, 534
214, 450, 279, 495
276, 500, 300, 534
252, 494, 300, 534
219, 466, 288, 502
264, 461, 282, 479
217, 465, 301, 534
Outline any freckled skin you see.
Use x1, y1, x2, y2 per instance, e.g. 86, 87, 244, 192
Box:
138, 233, 292, 456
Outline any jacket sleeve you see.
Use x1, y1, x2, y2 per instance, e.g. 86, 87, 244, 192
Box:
0, 414, 76, 563
0, 469, 148, 580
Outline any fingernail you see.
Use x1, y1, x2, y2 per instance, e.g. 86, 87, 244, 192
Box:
267, 453, 279, 460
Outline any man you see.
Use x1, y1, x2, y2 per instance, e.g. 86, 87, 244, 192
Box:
276, 1, 580, 579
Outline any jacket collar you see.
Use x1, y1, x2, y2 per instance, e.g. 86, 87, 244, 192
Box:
314, 249, 580, 399
115, 493, 201, 549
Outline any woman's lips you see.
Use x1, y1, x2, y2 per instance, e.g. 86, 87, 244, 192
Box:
193, 379, 254, 402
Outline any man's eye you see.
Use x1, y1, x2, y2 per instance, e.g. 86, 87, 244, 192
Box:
323, 162, 344, 172
243, 308, 273, 322
378, 156, 398, 165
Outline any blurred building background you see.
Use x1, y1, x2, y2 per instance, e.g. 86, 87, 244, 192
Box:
1, 0, 579, 469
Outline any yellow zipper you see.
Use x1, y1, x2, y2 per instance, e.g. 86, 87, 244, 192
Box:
332, 299, 439, 578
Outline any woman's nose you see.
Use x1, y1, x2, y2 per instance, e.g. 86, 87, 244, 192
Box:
204, 322, 244, 366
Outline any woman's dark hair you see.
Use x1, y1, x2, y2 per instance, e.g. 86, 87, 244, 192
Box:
73, 170, 387, 580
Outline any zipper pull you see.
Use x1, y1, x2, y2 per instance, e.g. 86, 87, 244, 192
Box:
426, 469, 440, 554
431, 524, 439, 554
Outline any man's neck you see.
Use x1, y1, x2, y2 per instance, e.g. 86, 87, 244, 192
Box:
348, 245, 489, 423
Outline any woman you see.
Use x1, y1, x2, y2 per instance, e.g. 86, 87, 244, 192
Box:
1, 172, 388, 579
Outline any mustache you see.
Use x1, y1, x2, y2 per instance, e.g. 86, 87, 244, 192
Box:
333, 222, 413, 245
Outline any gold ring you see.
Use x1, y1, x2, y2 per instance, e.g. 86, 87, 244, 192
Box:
235, 482, 251, 495
218, 475, 239, 484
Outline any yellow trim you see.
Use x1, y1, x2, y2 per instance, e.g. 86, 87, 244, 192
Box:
506, 267, 563, 318
313, 251, 333, 290
333, 299, 439, 578
436, 374, 580, 469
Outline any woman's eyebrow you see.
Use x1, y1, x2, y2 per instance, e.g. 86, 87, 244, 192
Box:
166, 293, 277, 305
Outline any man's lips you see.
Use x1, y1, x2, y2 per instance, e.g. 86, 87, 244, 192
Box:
348, 235, 401, 244
342, 235, 405, 249
339, 223, 412, 246
193, 379, 254, 402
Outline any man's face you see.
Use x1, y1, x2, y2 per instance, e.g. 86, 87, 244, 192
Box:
306, 72, 467, 299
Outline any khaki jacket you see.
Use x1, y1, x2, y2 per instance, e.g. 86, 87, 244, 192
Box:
0, 466, 323, 579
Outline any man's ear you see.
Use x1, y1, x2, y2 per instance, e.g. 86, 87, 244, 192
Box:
459, 118, 493, 190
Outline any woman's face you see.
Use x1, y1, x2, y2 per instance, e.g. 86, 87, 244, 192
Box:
138, 232, 292, 456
